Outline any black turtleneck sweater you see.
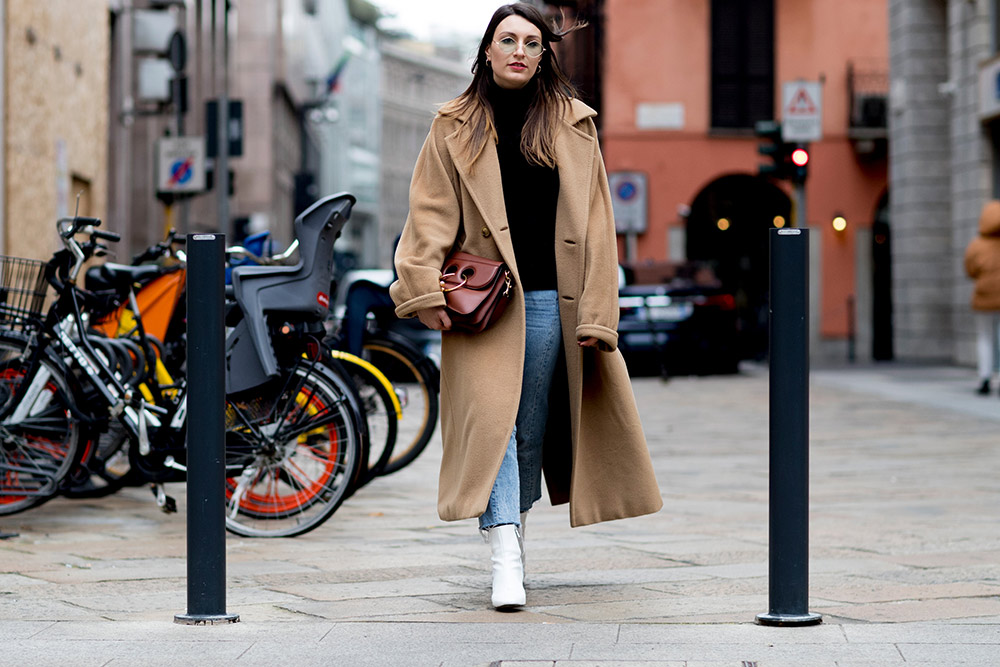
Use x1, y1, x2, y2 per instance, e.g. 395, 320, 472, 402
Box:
487, 79, 560, 292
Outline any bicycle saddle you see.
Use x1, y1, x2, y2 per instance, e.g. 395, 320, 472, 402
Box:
85, 263, 180, 292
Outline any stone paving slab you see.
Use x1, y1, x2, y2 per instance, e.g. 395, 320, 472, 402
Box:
0, 364, 999, 664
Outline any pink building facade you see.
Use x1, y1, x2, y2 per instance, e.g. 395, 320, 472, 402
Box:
597, 0, 889, 361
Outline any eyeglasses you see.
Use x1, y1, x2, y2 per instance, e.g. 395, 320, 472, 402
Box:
494, 36, 545, 58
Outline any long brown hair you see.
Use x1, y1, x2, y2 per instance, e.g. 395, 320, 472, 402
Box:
439, 3, 586, 168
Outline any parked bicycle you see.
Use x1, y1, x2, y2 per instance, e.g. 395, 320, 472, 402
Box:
226, 232, 440, 476
0, 194, 366, 537
330, 272, 440, 476
224, 234, 400, 481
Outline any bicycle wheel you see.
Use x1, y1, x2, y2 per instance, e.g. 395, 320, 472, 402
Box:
328, 350, 398, 479
0, 332, 88, 515
222, 361, 362, 537
362, 331, 439, 475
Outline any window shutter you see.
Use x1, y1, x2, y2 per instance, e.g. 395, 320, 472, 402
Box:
711, 0, 774, 129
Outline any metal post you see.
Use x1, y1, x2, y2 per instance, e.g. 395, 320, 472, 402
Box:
176, 64, 191, 236
175, 233, 239, 626
757, 228, 822, 627
792, 183, 806, 228
847, 294, 856, 363
625, 231, 638, 262
216, 0, 230, 234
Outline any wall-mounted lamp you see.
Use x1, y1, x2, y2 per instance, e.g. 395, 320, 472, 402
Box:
773, 215, 786, 228
831, 214, 847, 232
717, 217, 731, 231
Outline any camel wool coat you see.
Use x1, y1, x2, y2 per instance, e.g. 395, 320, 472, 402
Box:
390, 98, 662, 527
965, 200, 1000, 312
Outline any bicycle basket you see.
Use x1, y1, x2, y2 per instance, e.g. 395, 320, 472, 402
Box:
0, 256, 49, 327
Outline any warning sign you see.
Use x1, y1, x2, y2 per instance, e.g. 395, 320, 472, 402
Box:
781, 81, 822, 142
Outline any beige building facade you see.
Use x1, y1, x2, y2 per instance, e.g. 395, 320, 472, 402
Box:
3, 0, 109, 260
378, 40, 470, 270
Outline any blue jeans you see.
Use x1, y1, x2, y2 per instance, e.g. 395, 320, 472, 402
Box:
479, 290, 561, 530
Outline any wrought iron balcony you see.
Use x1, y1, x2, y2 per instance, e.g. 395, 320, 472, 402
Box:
847, 60, 888, 144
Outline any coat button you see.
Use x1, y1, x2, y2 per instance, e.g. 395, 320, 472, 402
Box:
481, 226, 491, 238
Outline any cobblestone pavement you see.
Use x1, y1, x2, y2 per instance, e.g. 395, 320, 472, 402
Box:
1, 362, 998, 665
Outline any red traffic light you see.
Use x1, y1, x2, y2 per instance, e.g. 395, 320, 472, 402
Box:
791, 148, 809, 167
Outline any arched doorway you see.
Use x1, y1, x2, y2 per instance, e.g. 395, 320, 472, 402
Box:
871, 192, 893, 361
686, 174, 791, 361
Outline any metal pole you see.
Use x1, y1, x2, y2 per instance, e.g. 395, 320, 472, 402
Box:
175, 233, 238, 626
792, 183, 806, 228
216, 0, 229, 234
847, 294, 856, 363
626, 231, 637, 262
176, 59, 191, 236
0, 0, 6, 254
757, 228, 821, 627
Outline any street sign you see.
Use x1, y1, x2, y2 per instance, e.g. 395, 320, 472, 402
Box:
609, 171, 648, 234
781, 81, 822, 142
156, 136, 206, 194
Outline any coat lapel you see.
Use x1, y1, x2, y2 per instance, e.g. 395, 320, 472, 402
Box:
443, 102, 597, 271
554, 118, 595, 242
444, 131, 516, 267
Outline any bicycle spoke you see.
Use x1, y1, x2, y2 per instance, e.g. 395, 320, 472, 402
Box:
222, 363, 361, 537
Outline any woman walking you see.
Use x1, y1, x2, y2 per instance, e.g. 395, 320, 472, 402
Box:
390, 2, 662, 610
965, 200, 1000, 395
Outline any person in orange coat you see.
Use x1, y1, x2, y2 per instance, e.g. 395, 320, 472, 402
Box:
964, 200, 1000, 395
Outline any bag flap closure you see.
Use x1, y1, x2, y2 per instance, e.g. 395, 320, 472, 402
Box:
441, 251, 506, 291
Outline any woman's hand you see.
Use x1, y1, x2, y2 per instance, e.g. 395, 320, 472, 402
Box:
417, 306, 452, 331
578, 337, 600, 348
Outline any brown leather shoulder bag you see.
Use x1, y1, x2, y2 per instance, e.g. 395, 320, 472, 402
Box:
439, 251, 513, 333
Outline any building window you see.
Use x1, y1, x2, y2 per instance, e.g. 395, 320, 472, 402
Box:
711, 0, 774, 129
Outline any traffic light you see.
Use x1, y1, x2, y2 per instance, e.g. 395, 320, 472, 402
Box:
755, 120, 790, 179
790, 145, 809, 184
205, 167, 235, 197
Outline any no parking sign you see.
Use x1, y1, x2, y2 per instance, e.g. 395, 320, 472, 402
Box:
156, 136, 206, 194
609, 171, 647, 234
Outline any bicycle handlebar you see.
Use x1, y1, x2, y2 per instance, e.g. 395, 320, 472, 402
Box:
55, 216, 122, 282
131, 229, 186, 265
57, 216, 102, 238
92, 229, 121, 243
225, 238, 299, 266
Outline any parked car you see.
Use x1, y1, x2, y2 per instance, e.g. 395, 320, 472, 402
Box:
617, 262, 740, 377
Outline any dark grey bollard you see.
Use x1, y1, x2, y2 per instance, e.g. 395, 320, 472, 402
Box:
175, 233, 239, 626
756, 228, 822, 627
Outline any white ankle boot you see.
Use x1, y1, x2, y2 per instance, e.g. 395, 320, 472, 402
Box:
488, 524, 525, 609
519, 511, 528, 575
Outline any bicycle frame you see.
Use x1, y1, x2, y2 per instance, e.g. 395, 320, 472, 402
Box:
0, 222, 184, 464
